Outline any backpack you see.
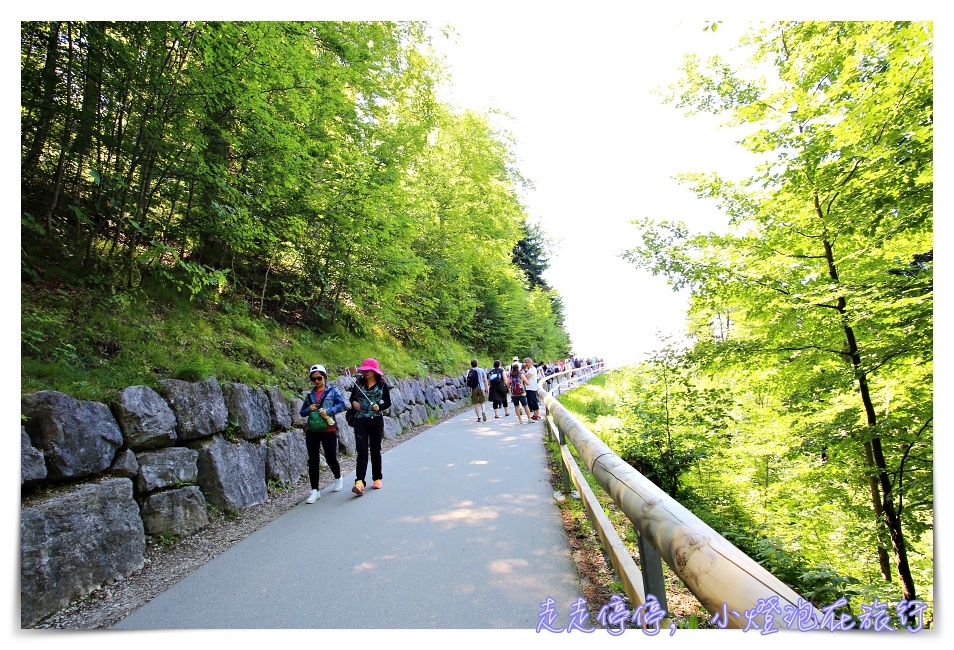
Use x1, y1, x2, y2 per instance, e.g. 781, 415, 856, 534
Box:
510, 374, 523, 396
466, 368, 479, 388
488, 368, 504, 385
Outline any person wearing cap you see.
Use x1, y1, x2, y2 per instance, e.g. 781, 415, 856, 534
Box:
348, 358, 392, 496
300, 364, 347, 503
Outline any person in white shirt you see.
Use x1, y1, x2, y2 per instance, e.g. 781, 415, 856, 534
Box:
523, 357, 541, 420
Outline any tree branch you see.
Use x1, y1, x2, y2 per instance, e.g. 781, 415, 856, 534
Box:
894, 417, 932, 517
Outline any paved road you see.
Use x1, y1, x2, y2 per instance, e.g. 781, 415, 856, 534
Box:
113, 407, 583, 629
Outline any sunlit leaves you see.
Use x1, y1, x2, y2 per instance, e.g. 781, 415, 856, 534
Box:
620, 20, 932, 602
20, 20, 571, 363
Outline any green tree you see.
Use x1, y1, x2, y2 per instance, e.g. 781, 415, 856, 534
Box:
624, 21, 932, 600
610, 342, 731, 498
20, 20, 572, 374
396, 106, 569, 357
512, 219, 552, 291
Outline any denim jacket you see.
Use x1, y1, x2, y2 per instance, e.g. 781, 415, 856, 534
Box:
300, 386, 347, 420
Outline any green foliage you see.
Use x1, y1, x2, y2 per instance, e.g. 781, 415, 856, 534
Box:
267, 479, 289, 494
558, 361, 930, 617
569, 343, 731, 499
224, 418, 242, 443
19, 282, 480, 403
751, 537, 860, 606
174, 358, 214, 382
557, 375, 616, 419
512, 219, 552, 291
155, 530, 179, 549
622, 20, 932, 604
20, 20, 571, 372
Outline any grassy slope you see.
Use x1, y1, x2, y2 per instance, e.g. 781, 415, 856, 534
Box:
20, 278, 475, 404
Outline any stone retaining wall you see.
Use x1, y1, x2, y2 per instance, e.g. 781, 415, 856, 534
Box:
20, 371, 472, 627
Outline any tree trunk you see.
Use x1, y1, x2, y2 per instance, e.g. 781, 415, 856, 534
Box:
862, 440, 894, 581
43, 24, 77, 230
22, 21, 63, 194
821, 232, 918, 600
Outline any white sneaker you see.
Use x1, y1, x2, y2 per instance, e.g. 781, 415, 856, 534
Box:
333, 478, 343, 492
306, 489, 320, 504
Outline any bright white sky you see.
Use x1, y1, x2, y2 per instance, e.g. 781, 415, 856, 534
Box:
420, 4, 942, 372
428, 16, 756, 368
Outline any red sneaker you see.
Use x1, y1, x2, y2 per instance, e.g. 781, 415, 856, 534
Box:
352, 481, 365, 496
372, 479, 382, 489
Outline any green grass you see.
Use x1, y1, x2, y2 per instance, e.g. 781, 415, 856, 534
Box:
556, 374, 615, 418
20, 280, 475, 403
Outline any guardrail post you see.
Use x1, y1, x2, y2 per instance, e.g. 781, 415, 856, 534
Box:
556, 427, 572, 495
544, 413, 573, 494
559, 453, 572, 495
635, 525, 669, 614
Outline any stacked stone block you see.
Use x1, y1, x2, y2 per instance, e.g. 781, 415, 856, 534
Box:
20, 370, 472, 627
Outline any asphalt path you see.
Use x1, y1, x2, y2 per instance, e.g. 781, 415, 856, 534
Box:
113, 404, 583, 629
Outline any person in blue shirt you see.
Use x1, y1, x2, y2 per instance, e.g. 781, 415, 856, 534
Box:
300, 363, 347, 503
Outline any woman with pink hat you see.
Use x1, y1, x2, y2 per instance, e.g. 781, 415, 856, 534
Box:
347, 358, 392, 496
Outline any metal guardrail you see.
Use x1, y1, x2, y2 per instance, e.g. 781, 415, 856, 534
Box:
538, 363, 822, 630
540, 365, 655, 614
541, 362, 603, 399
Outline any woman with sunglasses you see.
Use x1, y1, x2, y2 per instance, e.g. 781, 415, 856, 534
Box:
348, 358, 392, 496
300, 363, 347, 503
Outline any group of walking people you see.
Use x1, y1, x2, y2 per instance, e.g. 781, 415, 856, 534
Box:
298, 353, 600, 506
468, 356, 543, 425
300, 358, 391, 504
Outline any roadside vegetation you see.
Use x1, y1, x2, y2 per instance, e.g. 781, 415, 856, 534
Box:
544, 423, 710, 630
21, 271, 476, 403
555, 370, 933, 628
21, 21, 572, 402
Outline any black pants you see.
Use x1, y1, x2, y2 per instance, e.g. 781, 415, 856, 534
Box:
526, 390, 539, 412
353, 416, 384, 484
305, 428, 341, 490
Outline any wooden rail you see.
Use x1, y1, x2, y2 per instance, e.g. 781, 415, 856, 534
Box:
539, 364, 822, 630
556, 430, 648, 609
